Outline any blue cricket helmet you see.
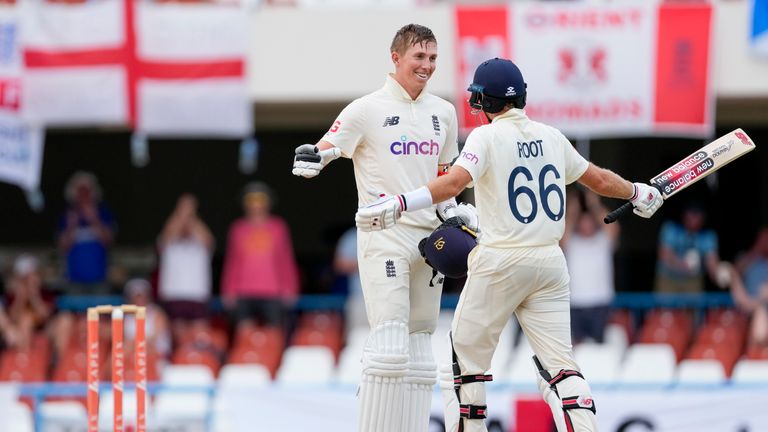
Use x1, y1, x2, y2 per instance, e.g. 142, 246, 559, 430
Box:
468, 57, 527, 114
421, 219, 478, 279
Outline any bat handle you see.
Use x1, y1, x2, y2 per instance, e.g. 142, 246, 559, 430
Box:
604, 202, 633, 224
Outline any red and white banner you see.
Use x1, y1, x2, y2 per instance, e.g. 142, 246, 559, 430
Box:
20, 0, 252, 137
455, 2, 713, 138
0, 6, 43, 191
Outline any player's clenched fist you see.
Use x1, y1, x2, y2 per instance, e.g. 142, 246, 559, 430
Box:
292, 144, 341, 178
356, 195, 404, 231
630, 182, 664, 218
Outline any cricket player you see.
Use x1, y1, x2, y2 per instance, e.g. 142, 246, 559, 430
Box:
292, 24, 476, 432
355, 58, 664, 432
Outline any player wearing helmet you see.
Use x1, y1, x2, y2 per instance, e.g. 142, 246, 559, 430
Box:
356, 57, 663, 432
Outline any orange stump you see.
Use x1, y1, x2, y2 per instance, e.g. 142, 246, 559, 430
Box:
86, 305, 146, 432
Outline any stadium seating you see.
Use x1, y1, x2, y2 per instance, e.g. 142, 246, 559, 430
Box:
731, 359, 768, 383
39, 400, 88, 431
616, 344, 676, 387
574, 343, 623, 386
674, 359, 727, 385
276, 346, 335, 386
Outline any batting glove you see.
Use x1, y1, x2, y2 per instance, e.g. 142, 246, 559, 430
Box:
292, 144, 341, 178
630, 182, 664, 218
436, 200, 480, 232
355, 195, 404, 232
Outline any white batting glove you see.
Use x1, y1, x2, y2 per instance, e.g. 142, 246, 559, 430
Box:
453, 203, 479, 232
436, 200, 479, 232
292, 144, 341, 178
355, 195, 404, 232
630, 182, 664, 218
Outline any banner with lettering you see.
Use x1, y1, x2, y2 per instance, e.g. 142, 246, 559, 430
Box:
0, 5, 43, 191
455, 2, 713, 138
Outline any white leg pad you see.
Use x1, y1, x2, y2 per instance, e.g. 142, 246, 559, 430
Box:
402, 332, 436, 432
534, 359, 597, 432
458, 381, 488, 432
359, 321, 409, 432
439, 364, 460, 432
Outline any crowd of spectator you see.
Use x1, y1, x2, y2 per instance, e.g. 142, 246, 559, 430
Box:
0, 171, 767, 389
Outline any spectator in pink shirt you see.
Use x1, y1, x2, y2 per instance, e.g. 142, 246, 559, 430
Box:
221, 182, 299, 328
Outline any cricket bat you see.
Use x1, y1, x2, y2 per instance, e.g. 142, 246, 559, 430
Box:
604, 128, 756, 224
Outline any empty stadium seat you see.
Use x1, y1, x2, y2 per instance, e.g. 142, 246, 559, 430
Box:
218, 364, 272, 390
39, 400, 88, 431
574, 343, 623, 386
638, 324, 690, 361
674, 359, 726, 385
291, 328, 343, 359
490, 321, 516, 381
153, 392, 210, 430
731, 359, 768, 383
505, 338, 537, 388
608, 309, 635, 342
616, 344, 676, 387
161, 364, 215, 386
334, 346, 362, 386
233, 325, 284, 353
0, 348, 48, 382
276, 346, 335, 385
603, 323, 629, 352
172, 346, 221, 377
707, 308, 748, 330
227, 346, 282, 378
0, 401, 33, 432
298, 311, 343, 332
686, 343, 739, 377
746, 344, 768, 360
176, 324, 229, 353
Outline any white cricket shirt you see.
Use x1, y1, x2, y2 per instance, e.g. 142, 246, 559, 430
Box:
454, 109, 588, 248
323, 74, 459, 230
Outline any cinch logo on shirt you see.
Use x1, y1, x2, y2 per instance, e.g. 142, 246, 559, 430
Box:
460, 151, 479, 164
390, 136, 440, 156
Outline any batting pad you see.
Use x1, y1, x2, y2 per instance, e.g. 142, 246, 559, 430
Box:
402, 332, 436, 432
359, 321, 409, 432
439, 364, 460, 432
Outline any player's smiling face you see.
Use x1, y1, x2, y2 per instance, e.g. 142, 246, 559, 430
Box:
392, 41, 437, 99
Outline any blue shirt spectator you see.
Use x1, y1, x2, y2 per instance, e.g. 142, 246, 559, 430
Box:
57, 172, 116, 286
655, 204, 720, 293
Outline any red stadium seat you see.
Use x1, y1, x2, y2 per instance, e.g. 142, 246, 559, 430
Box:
638, 324, 690, 361
608, 309, 635, 343
745, 344, 768, 360
694, 324, 746, 356
233, 324, 284, 353
176, 324, 229, 353
172, 346, 221, 377
686, 343, 740, 377
298, 312, 343, 333
0, 348, 48, 382
707, 308, 748, 330
228, 346, 282, 378
291, 328, 343, 360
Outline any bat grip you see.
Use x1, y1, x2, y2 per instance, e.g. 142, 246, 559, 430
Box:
603, 202, 633, 224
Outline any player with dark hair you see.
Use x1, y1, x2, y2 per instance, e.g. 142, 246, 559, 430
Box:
292, 24, 476, 432
356, 58, 663, 432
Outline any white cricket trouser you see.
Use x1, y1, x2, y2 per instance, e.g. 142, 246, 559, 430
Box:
356, 224, 443, 432
357, 224, 443, 333
450, 244, 594, 432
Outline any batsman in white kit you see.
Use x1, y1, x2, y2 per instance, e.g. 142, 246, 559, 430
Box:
356, 58, 665, 432
292, 24, 478, 432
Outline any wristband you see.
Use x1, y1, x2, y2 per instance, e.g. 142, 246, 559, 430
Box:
400, 186, 433, 212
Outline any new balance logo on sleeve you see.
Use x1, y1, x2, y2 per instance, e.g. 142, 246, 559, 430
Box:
382, 116, 400, 127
